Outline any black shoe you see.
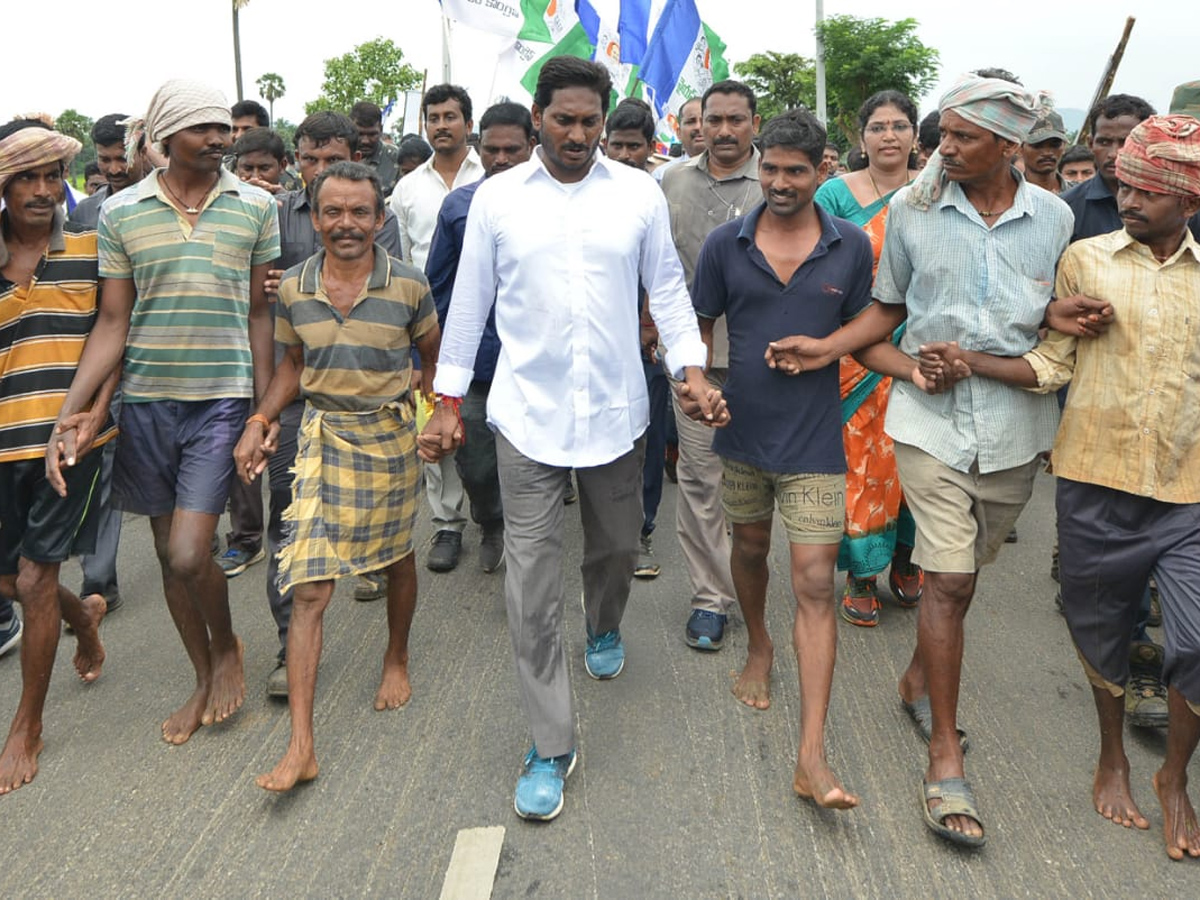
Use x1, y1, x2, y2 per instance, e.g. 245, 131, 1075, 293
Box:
480, 524, 505, 574
1005, 528, 1018, 544
426, 530, 463, 572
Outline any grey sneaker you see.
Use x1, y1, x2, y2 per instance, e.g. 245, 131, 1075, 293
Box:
426, 530, 463, 572
0, 613, 22, 659
1126, 641, 1168, 729
218, 546, 266, 577
480, 524, 505, 574
634, 533, 660, 579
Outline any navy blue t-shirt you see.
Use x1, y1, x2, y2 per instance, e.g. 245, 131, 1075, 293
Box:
693, 202, 872, 474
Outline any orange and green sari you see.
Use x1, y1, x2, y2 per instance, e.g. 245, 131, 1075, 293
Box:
815, 178, 915, 577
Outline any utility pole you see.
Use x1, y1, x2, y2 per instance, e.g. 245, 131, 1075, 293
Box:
815, 0, 827, 125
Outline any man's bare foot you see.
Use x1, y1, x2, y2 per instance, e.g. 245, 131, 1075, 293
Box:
1154, 770, 1200, 860
73, 594, 107, 683
732, 645, 773, 709
202, 637, 245, 726
1093, 760, 1149, 829
162, 686, 208, 745
374, 658, 412, 711
0, 732, 44, 795
794, 755, 859, 810
256, 745, 319, 792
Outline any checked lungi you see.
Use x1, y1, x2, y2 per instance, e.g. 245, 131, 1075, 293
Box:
277, 402, 420, 593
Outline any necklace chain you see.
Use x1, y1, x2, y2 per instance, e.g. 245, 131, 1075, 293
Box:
161, 173, 215, 215
706, 177, 757, 221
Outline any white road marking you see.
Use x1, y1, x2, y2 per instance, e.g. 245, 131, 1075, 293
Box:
438, 825, 506, 900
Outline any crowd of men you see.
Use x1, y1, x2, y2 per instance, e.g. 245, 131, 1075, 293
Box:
2, 57, 1199, 862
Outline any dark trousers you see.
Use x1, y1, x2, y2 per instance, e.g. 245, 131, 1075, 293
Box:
265, 400, 303, 659
455, 380, 504, 529
641, 360, 669, 537
226, 475, 264, 553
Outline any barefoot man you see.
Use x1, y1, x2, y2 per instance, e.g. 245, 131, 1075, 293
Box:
919, 114, 1200, 860
0, 119, 117, 793
236, 161, 438, 792
691, 113, 873, 810
55, 80, 280, 744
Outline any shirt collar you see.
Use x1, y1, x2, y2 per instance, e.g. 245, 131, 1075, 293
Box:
414, 147, 483, 180
136, 166, 244, 203
522, 147, 615, 187
938, 167, 1037, 221
1110, 226, 1200, 265
691, 147, 761, 181
297, 244, 392, 295
1083, 173, 1115, 201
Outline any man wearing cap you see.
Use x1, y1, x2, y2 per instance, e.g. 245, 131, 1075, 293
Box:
53, 80, 280, 746
767, 73, 1080, 846
917, 114, 1200, 861
0, 119, 117, 793
1020, 110, 1069, 193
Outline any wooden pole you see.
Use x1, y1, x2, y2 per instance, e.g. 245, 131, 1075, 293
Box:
1076, 16, 1135, 145
232, 4, 245, 101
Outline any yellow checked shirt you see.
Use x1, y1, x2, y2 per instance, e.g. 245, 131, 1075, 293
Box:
1023, 228, 1200, 502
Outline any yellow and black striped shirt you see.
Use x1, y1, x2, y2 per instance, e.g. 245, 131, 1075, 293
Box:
0, 219, 116, 463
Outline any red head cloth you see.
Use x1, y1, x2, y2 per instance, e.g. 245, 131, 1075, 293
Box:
1116, 114, 1200, 198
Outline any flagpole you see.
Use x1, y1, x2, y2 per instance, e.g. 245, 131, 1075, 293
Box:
442, 15, 453, 83
814, 0, 826, 125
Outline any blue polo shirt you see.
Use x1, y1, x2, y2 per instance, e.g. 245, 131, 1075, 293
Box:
425, 178, 501, 383
693, 202, 873, 474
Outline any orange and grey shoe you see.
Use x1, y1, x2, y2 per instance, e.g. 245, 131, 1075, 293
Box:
840, 575, 880, 627
889, 560, 924, 608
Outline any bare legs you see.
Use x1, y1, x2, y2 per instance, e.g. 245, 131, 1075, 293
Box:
258, 553, 417, 792
1089, 685, 1150, 829
729, 521, 856, 809
899, 570, 982, 840
149, 510, 244, 745
0, 562, 105, 795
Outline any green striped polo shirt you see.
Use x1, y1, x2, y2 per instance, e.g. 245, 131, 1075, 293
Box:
275, 246, 437, 412
97, 168, 280, 402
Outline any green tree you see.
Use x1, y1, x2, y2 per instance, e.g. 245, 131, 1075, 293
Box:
56, 109, 95, 182
273, 118, 297, 156
305, 37, 421, 115
816, 15, 939, 146
734, 52, 815, 124
256, 72, 286, 126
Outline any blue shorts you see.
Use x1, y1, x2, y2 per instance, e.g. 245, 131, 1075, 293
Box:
111, 398, 249, 517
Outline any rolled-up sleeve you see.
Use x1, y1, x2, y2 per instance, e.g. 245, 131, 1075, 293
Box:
641, 190, 706, 378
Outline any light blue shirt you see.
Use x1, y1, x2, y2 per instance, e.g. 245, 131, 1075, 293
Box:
874, 174, 1073, 473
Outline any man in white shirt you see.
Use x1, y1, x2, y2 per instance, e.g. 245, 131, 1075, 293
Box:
390, 84, 484, 573
421, 57, 726, 822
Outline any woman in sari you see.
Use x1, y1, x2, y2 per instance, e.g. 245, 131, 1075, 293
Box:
815, 90, 924, 627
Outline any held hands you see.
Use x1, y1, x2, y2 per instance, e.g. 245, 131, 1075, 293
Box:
417, 401, 464, 462
44, 411, 103, 498
764, 335, 835, 375
264, 268, 284, 298
676, 368, 730, 428
1046, 294, 1114, 338
233, 419, 281, 484
915, 342, 972, 395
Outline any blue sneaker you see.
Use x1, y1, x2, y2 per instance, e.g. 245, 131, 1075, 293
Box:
584, 629, 625, 680
514, 746, 577, 821
0, 613, 22, 660
686, 609, 727, 651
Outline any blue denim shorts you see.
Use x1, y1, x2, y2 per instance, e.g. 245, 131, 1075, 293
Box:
111, 398, 249, 517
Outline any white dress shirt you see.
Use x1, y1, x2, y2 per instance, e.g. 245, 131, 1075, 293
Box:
433, 150, 708, 468
389, 148, 483, 270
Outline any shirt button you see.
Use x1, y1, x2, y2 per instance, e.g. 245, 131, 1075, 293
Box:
1148, 389, 1155, 395
1143, 428, 1151, 434
1149, 309, 1158, 315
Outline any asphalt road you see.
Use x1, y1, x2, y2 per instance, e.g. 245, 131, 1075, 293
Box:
0, 470, 1195, 899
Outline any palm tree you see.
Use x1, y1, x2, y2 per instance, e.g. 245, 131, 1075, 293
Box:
256, 73, 286, 127
232, 0, 252, 101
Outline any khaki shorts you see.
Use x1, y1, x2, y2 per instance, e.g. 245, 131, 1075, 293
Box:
721, 458, 844, 545
893, 441, 1040, 574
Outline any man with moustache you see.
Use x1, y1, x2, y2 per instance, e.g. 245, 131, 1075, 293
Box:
70, 115, 138, 229
916, 114, 1200, 861
391, 84, 483, 574
661, 80, 761, 652
53, 80, 279, 746
1020, 110, 1069, 193
0, 119, 116, 793
424, 101, 535, 575
654, 96, 704, 183
235, 161, 438, 792
421, 57, 725, 821
255, 111, 403, 696
351, 102, 402, 197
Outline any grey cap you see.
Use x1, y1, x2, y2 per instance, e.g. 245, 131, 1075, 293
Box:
1026, 110, 1067, 144
1170, 81, 1200, 120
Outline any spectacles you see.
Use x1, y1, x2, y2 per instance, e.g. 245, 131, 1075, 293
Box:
864, 122, 913, 136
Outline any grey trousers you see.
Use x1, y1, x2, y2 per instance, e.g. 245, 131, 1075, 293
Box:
670, 368, 736, 614
425, 453, 467, 534
497, 432, 645, 758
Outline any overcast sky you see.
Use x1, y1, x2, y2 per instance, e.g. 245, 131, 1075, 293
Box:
4, 1, 1192, 128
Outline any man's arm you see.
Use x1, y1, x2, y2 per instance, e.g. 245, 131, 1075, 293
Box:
248, 261, 274, 405
766, 300, 907, 374
233, 343, 302, 484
